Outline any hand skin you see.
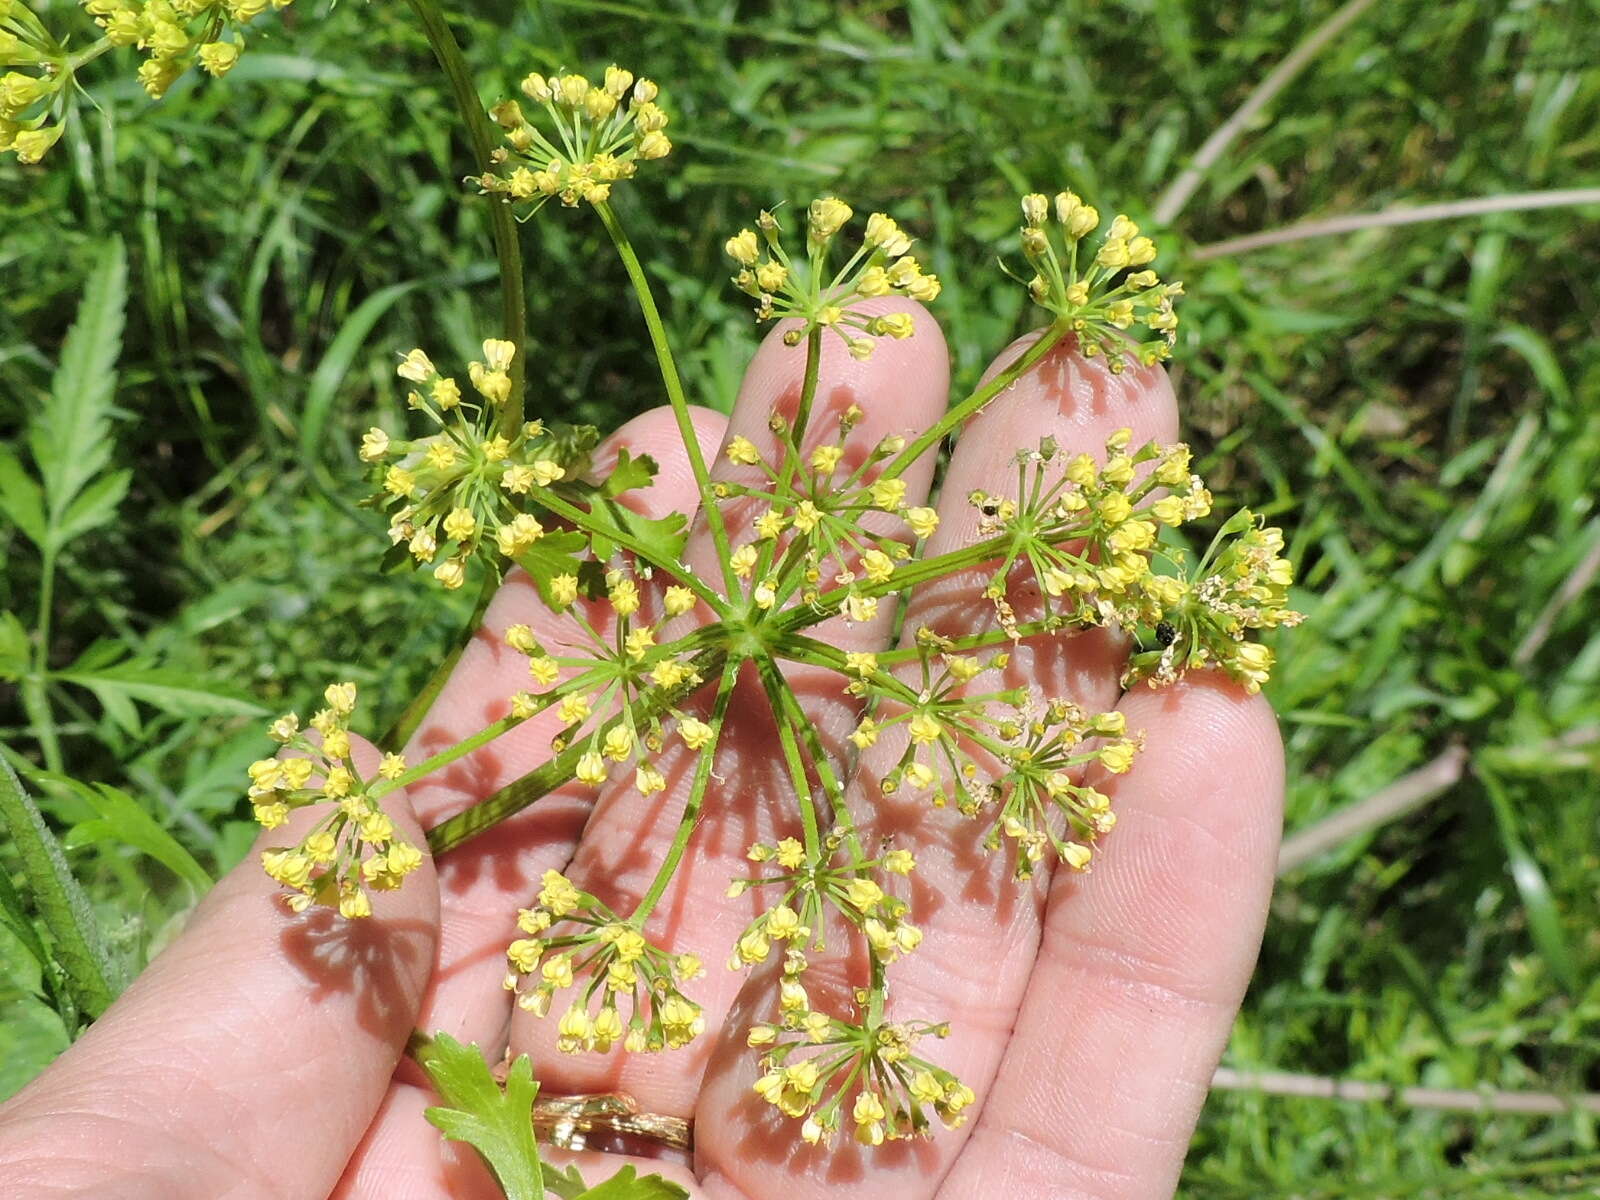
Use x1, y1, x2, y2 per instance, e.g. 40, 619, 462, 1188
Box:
0, 302, 1283, 1200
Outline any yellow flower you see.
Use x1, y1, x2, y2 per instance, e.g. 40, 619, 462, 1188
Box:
576, 751, 607, 785
774, 837, 806, 869
507, 938, 543, 973
725, 229, 759, 265
765, 904, 804, 940
396, 349, 434, 382
442, 507, 477, 543
678, 716, 713, 750
849, 717, 879, 749
1099, 741, 1137, 774
603, 724, 634, 761
434, 559, 466, 590
883, 848, 915, 875
844, 594, 878, 623
905, 506, 939, 539
853, 1091, 887, 1146
843, 878, 883, 912
660, 995, 704, 1047
663, 585, 695, 616
557, 1004, 593, 1054
550, 574, 579, 607
808, 196, 853, 240
727, 436, 761, 466
869, 477, 907, 510
358, 428, 390, 461
539, 870, 583, 916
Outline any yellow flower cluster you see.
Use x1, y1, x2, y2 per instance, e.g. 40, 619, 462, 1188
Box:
724, 201, 940, 359
503, 870, 705, 1053
967, 429, 1212, 636
0, 0, 67, 162
849, 631, 1135, 878
726, 839, 922, 971
503, 567, 706, 791
1014, 191, 1182, 370
748, 1012, 973, 1145
85, 0, 284, 98
727, 838, 962, 1143
250, 683, 424, 917
1127, 511, 1304, 693
714, 403, 939, 614
369, 340, 583, 590
477, 65, 669, 210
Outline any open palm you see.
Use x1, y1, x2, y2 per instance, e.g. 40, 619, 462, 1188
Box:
0, 302, 1282, 1200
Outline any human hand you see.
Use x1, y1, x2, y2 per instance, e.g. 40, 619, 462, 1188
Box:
0, 300, 1283, 1199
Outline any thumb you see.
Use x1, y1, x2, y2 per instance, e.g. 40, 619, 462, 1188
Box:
0, 733, 439, 1199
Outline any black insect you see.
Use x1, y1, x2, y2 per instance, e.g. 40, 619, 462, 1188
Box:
1155, 621, 1177, 648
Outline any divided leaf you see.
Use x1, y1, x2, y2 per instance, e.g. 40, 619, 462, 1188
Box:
418, 1034, 545, 1200
32, 238, 127, 530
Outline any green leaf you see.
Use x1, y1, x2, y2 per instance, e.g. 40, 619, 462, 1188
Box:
1479, 767, 1580, 997
45, 777, 213, 895
586, 501, 689, 568
0, 752, 121, 1024
597, 447, 659, 500
32, 238, 127, 523
0, 611, 28, 682
0, 446, 48, 550
417, 1033, 544, 1200
51, 469, 131, 548
570, 1165, 689, 1200
51, 662, 267, 721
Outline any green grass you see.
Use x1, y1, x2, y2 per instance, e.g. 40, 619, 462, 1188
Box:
3, 0, 1599, 1192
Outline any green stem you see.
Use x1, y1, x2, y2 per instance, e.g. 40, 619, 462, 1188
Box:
424, 647, 727, 853
765, 664, 864, 863
404, 0, 526, 435
630, 658, 740, 922
879, 319, 1069, 482
758, 327, 822, 588
755, 656, 821, 858
27, 546, 62, 773
64, 37, 114, 74
594, 200, 740, 597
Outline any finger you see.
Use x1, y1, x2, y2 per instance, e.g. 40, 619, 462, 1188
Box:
694, 333, 1178, 1197
403, 405, 726, 1052
937, 676, 1282, 1198
513, 298, 950, 1115
0, 738, 437, 1199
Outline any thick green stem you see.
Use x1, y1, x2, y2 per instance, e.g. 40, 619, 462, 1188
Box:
594, 200, 740, 597
879, 320, 1069, 482
630, 658, 740, 922
404, 0, 526, 435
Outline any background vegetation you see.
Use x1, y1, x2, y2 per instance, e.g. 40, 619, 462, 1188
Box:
2, 0, 1598, 1192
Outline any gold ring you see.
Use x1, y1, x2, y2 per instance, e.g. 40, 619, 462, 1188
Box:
533, 1091, 694, 1153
